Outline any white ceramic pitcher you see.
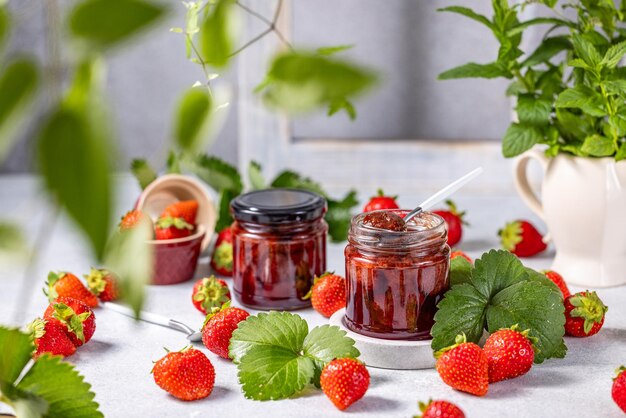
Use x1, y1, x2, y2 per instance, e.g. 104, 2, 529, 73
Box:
513, 149, 626, 288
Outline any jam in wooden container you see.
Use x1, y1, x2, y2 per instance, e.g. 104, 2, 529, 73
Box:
230, 189, 328, 310
344, 209, 450, 340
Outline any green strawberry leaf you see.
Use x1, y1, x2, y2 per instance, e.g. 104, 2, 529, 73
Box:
0, 381, 48, 418
230, 312, 359, 400
237, 346, 315, 400
303, 325, 360, 387
326, 190, 359, 243
432, 250, 566, 363
16, 354, 103, 417
190, 154, 243, 194
0, 327, 33, 384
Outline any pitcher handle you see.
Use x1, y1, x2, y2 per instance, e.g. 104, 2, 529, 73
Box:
513, 149, 548, 222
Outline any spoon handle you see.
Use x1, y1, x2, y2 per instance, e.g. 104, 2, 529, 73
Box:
403, 167, 483, 223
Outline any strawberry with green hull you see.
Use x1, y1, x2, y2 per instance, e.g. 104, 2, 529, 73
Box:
85, 267, 120, 302
451, 250, 472, 263
44, 296, 95, 347
152, 346, 215, 401
320, 358, 370, 411
435, 334, 489, 396
202, 302, 250, 359
433, 200, 467, 247
44, 271, 98, 308
543, 270, 570, 298
304, 272, 346, 318
119, 209, 151, 231
160, 200, 198, 225
154, 216, 194, 240
28, 317, 76, 359
192, 276, 231, 315
564, 291, 608, 337
482, 325, 535, 383
363, 189, 399, 212
499, 220, 546, 257
414, 399, 465, 418
612, 366, 626, 413
211, 226, 233, 276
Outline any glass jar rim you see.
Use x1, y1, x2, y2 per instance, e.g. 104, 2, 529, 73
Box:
348, 209, 447, 250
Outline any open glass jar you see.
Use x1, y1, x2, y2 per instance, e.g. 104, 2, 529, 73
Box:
230, 189, 328, 310
344, 210, 450, 340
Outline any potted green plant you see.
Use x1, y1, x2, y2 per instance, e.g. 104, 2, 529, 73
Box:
439, 0, 626, 287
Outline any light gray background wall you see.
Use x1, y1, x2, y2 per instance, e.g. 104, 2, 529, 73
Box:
1, 0, 517, 173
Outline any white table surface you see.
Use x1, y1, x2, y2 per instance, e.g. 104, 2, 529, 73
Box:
1, 174, 625, 418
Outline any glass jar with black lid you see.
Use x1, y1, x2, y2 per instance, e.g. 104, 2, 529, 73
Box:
230, 188, 328, 310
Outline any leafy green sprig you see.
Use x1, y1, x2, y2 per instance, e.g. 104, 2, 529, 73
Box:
439, 0, 626, 161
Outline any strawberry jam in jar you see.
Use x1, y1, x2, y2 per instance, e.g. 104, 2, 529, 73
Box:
344, 209, 450, 340
230, 189, 327, 310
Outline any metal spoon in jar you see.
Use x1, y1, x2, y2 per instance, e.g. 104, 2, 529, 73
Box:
403, 167, 484, 224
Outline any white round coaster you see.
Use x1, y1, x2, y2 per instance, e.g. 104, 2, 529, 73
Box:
329, 308, 436, 370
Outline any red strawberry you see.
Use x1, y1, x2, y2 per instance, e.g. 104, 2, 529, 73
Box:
211, 226, 233, 276
482, 325, 535, 383
28, 317, 76, 359
304, 272, 346, 318
564, 291, 608, 337
44, 297, 96, 347
451, 250, 472, 263
433, 200, 467, 247
152, 346, 215, 401
612, 366, 626, 413
192, 276, 231, 315
154, 216, 194, 240
416, 399, 465, 418
119, 209, 151, 231
44, 271, 98, 308
363, 189, 399, 213
499, 220, 546, 257
320, 358, 370, 410
542, 270, 570, 298
435, 334, 489, 396
201, 302, 250, 359
161, 200, 198, 225
85, 267, 120, 302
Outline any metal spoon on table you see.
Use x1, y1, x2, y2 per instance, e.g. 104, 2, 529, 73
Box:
103, 302, 202, 342
403, 167, 484, 224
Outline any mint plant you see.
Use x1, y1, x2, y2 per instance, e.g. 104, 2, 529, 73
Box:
439, 0, 626, 161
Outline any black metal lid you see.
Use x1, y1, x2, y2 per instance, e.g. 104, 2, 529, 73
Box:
230, 188, 327, 224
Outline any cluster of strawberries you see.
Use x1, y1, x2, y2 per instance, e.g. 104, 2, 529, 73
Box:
30, 269, 118, 358
120, 200, 199, 240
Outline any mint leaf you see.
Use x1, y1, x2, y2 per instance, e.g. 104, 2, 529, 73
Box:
0, 327, 33, 384
601, 39, 626, 68
431, 250, 566, 363
616, 142, 626, 161
328, 97, 357, 120
486, 280, 565, 363
517, 94, 552, 127
450, 256, 473, 286
507, 17, 574, 37
303, 325, 360, 386
130, 158, 157, 190
502, 123, 543, 157
248, 161, 265, 190
230, 312, 359, 400
438, 62, 511, 80
437, 6, 495, 31
174, 86, 213, 154
316, 45, 354, 56
521, 36, 571, 67
69, 0, 165, 49
556, 87, 606, 116
229, 311, 309, 363
581, 134, 615, 157
431, 284, 488, 351
17, 354, 103, 417
571, 33, 602, 67
237, 346, 315, 400
199, 0, 235, 68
